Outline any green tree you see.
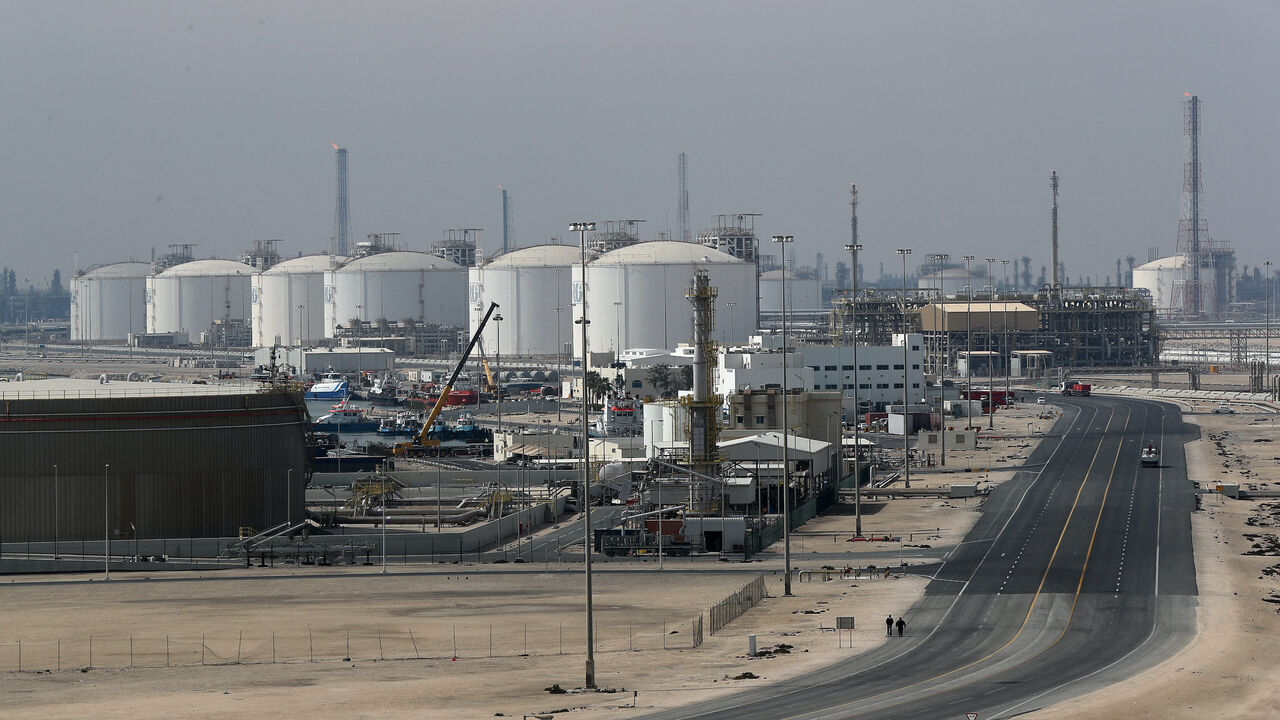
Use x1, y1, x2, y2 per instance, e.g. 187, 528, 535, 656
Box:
584, 370, 611, 407
647, 363, 675, 398
677, 365, 694, 391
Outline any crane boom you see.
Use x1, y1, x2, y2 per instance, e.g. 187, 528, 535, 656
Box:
395, 301, 499, 455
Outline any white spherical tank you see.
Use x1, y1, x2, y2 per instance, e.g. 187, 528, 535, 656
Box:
469, 244, 580, 356
572, 241, 758, 356
324, 251, 466, 338
70, 262, 150, 342
146, 259, 254, 335
759, 269, 823, 311
252, 255, 340, 348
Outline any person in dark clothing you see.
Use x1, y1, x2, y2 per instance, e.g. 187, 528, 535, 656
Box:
885, 614, 894, 636
896, 616, 905, 637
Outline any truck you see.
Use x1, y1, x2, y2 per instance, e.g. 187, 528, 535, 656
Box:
1059, 382, 1091, 397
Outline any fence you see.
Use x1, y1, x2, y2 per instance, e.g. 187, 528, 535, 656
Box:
708, 574, 766, 635
0, 614, 706, 673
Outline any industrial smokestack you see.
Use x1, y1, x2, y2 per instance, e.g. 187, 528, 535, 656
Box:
333, 146, 351, 256
1050, 171, 1060, 290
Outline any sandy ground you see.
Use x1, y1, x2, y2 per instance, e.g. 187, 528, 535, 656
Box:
0, 403, 1059, 719
1027, 399, 1280, 719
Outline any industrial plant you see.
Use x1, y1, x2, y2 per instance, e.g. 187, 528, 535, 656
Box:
4, 94, 1277, 576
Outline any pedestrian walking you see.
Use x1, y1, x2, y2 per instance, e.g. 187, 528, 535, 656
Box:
895, 616, 905, 637
885, 614, 894, 636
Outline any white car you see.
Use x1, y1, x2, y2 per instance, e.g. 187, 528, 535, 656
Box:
1036, 396, 1046, 404
1212, 406, 1235, 414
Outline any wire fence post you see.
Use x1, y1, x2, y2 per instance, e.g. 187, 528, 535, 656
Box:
200, 633, 204, 665
377, 628, 383, 661
408, 627, 419, 660
309, 627, 314, 663
488, 624, 492, 658
130, 635, 133, 667
166, 635, 170, 667
236, 630, 242, 664
452, 625, 457, 659
272, 632, 276, 664
89, 635, 93, 669
57, 638, 61, 672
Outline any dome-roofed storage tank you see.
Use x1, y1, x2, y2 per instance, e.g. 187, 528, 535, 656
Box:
759, 268, 823, 311
70, 262, 150, 342
252, 254, 341, 348
146, 259, 255, 337
469, 244, 582, 356
1132, 255, 1190, 317
323, 251, 467, 338
572, 241, 758, 355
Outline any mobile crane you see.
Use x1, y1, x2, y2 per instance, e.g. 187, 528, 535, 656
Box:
393, 301, 499, 457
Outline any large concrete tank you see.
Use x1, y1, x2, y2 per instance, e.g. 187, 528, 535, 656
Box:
70, 262, 150, 342
469, 244, 580, 356
323, 251, 466, 338
759, 269, 823, 311
146, 259, 254, 336
572, 241, 757, 355
1132, 256, 1187, 317
252, 254, 339, 348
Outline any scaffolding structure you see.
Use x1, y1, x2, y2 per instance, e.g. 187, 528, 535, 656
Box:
1172, 95, 1235, 319
829, 287, 1158, 371
681, 270, 721, 479
432, 229, 481, 267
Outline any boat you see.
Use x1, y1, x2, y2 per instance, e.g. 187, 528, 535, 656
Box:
368, 376, 404, 407
313, 398, 379, 432
1140, 444, 1160, 468
305, 372, 350, 400
377, 412, 423, 437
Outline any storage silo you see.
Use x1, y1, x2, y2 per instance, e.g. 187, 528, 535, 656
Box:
70, 262, 150, 342
323, 251, 467, 337
759, 269, 823, 311
146, 259, 255, 337
572, 241, 757, 355
1132, 255, 1188, 317
252, 254, 340, 348
469, 244, 580, 356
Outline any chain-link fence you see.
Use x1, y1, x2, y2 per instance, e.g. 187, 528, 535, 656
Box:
0, 614, 707, 673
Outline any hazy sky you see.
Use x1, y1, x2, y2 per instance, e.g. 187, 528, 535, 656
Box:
2, 1, 1276, 287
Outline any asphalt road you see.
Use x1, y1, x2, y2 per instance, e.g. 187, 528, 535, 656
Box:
646, 395, 1199, 720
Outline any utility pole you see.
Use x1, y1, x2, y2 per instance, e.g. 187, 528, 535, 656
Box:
986, 258, 996, 429
963, 256, 975, 425
929, 253, 949, 466
772, 234, 795, 595
845, 241, 864, 536
897, 248, 912, 489
570, 220, 597, 689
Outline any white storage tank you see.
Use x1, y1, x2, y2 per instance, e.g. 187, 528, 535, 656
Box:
759, 269, 823, 311
572, 241, 757, 355
469, 244, 580, 356
252, 254, 340, 348
324, 251, 467, 338
70, 262, 150, 342
146, 259, 255, 336
1132, 255, 1188, 317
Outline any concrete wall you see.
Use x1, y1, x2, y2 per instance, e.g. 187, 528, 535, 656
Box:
0, 391, 309, 542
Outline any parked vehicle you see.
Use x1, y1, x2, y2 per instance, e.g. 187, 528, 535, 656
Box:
1213, 405, 1235, 414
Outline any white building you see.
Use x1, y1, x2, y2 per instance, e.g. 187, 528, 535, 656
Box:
716, 334, 926, 415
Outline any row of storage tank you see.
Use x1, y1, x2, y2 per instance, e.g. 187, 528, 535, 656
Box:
71, 240, 822, 355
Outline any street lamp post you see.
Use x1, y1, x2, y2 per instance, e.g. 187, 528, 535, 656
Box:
570, 220, 598, 689
772, 234, 795, 596
556, 268, 564, 422
963, 256, 975, 426
844, 242, 864, 537
986, 259, 996, 429
1001, 260, 1011, 405
495, 313, 506, 559
104, 463, 110, 581
929, 253, 949, 467
53, 464, 59, 559
1267, 260, 1273, 399
897, 249, 912, 489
